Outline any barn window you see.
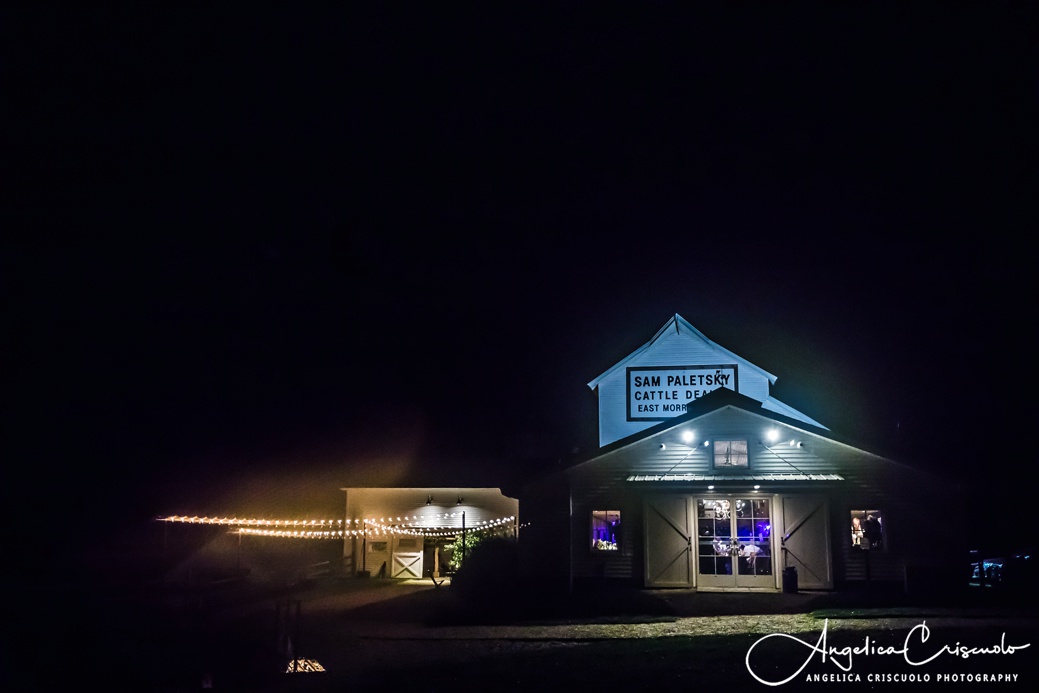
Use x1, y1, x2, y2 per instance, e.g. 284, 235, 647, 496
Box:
713, 439, 749, 468
850, 509, 884, 550
591, 509, 621, 551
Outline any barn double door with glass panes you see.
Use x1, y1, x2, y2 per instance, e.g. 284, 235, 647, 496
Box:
696, 497, 774, 588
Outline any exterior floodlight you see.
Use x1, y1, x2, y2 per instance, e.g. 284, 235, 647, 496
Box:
766, 429, 780, 443
681, 430, 694, 444
708, 485, 715, 490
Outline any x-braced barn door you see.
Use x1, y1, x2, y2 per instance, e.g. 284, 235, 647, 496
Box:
645, 495, 694, 587
780, 495, 832, 589
392, 537, 424, 578
392, 552, 421, 578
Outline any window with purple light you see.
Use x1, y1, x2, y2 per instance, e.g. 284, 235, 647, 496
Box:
591, 509, 621, 551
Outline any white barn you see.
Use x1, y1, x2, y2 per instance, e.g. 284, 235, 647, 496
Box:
520, 315, 963, 594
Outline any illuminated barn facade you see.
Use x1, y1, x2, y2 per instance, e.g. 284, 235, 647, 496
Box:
520, 315, 962, 593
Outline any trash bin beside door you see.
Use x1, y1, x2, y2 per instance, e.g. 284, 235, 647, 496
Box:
782, 566, 798, 593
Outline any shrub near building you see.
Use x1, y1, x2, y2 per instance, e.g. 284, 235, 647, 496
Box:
449, 536, 520, 603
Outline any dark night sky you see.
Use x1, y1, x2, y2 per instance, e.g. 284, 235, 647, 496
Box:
6, 4, 1037, 552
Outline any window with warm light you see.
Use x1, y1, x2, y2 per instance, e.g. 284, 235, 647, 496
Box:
591, 509, 621, 551
713, 440, 749, 468
850, 509, 884, 550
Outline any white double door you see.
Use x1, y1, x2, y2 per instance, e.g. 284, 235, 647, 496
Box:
645, 495, 775, 589
695, 497, 774, 589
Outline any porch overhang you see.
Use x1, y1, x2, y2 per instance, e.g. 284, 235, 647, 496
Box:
626, 473, 844, 483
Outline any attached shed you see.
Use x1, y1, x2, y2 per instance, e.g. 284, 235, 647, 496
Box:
342, 487, 519, 579
520, 315, 963, 594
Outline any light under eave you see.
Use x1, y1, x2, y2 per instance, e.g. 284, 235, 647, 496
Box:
626, 473, 844, 482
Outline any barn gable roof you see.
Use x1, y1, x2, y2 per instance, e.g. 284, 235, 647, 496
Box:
586, 313, 778, 391
586, 313, 826, 430
589, 386, 825, 460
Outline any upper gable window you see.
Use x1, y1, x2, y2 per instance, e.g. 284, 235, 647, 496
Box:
713, 440, 749, 468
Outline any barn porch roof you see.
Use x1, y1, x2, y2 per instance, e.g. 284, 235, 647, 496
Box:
626, 473, 844, 482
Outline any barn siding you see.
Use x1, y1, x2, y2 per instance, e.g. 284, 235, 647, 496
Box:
569, 486, 643, 585
830, 487, 965, 591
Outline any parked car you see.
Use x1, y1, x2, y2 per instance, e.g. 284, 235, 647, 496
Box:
969, 557, 1003, 583
969, 546, 1035, 591
1000, 546, 1036, 592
